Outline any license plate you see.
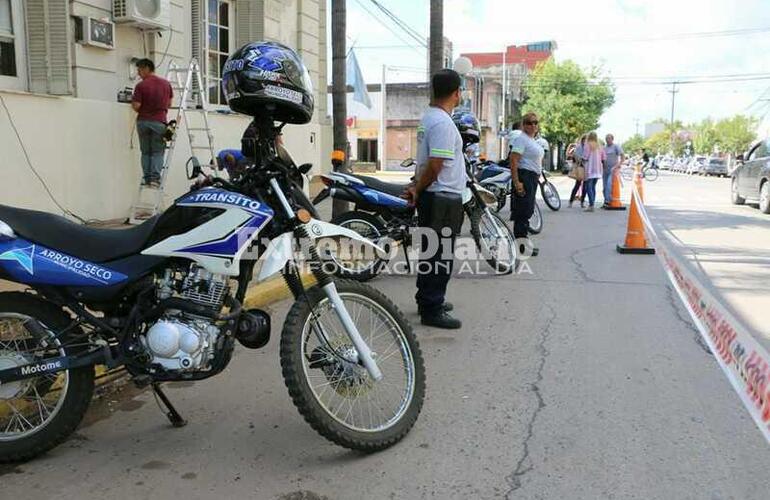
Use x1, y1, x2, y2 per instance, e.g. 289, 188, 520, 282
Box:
263, 85, 302, 105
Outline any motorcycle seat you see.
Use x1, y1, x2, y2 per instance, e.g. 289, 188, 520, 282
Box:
0, 204, 160, 263
349, 174, 409, 198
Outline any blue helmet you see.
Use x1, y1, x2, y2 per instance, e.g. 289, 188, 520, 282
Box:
222, 41, 314, 124
452, 110, 480, 146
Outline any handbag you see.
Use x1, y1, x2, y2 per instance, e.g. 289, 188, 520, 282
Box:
569, 163, 585, 181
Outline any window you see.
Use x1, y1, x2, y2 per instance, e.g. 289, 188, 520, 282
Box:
0, 0, 16, 77
357, 139, 378, 163
206, 0, 234, 106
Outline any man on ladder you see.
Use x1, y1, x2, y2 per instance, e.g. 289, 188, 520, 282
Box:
132, 58, 173, 189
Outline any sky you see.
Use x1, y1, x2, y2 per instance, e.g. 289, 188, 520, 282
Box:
338, 0, 770, 142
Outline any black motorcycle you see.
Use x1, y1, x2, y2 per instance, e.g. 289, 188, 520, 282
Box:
313, 157, 516, 281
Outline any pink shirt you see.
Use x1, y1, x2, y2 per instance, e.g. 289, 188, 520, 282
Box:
583, 146, 605, 179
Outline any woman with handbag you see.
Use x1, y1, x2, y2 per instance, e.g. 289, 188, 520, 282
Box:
569, 134, 587, 207
582, 131, 606, 212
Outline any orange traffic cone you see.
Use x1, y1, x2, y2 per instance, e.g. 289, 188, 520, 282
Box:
604, 168, 627, 211
616, 186, 655, 255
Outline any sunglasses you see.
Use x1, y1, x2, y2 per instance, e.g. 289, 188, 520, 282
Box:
524, 120, 539, 126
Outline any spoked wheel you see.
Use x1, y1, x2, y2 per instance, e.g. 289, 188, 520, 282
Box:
644, 168, 659, 182
528, 202, 543, 234
0, 293, 94, 463
322, 211, 389, 282
540, 181, 561, 211
469, 208, 516, 273
281, 280, 425, 452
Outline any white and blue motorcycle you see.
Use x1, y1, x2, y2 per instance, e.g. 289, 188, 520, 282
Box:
0, 115, 425, 462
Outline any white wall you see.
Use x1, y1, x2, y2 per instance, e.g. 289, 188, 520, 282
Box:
0, 90, 327, 221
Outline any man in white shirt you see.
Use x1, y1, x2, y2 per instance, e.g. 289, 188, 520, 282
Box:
403, 69, 464, 329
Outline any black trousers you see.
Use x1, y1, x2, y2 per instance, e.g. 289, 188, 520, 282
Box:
569, 179, 586, 203
511, 169, 539, 239
415, 191, 464, 316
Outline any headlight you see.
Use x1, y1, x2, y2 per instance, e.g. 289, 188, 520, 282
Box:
476, 186, 498, 207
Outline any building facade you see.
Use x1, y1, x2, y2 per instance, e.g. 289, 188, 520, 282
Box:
461, 41, 556, 159
0, 0, 331, 220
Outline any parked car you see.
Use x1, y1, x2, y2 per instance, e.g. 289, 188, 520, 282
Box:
731, 139, 770, 213
686, 155, 707, 174
700, 157, 728, 177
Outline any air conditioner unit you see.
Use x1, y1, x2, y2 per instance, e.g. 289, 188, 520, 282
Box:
113, 0, 170, 30
75, 17, 116, 50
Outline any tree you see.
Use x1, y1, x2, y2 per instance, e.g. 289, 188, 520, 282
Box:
623, 134, 645, 155
713, 115, 757, 155
522, 60, 615, 147
429, 0, 443, 79
331, 0, 349, 216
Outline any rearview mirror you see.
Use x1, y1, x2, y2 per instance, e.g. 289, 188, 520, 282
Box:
186, 156, 203, 180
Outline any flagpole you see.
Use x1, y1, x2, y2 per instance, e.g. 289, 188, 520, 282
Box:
379, 64, 387, 171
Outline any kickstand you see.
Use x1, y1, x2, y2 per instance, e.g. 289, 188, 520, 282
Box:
152, 383, 187, 428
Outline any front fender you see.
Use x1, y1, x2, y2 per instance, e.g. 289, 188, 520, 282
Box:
257, 219, 386, 281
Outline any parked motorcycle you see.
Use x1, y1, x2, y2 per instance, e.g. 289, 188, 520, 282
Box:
476, 161, 561, 211
475, 164, 544, 235
313, 157, 516, 281
0, 42, 426, 462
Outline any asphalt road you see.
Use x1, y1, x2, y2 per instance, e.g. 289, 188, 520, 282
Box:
3, 174, 770, 499
643, 170, 770, 347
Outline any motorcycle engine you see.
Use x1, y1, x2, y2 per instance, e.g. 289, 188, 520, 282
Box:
143, 315, 220, 371
142, 264, 230, 372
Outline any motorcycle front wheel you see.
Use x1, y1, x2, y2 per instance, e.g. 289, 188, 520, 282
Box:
322, 211, 390, 282
528, 202, 544, 234
469, 207, 516, 274
280, 280, 425, 452
540, 181, 562, 211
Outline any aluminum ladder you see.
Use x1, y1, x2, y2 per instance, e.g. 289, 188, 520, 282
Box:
128, 58, 216, 224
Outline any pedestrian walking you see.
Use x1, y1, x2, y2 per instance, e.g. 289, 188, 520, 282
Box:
132, 58, 173, 188
603, 134, 624, 207
403, 69, 464, 329
582, 131, 605, 211
509, 112, 543, 256
569, 134, 587, 208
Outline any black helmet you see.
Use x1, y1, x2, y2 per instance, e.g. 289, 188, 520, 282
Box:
222, 42, 314, 124
452, 110, 480, 146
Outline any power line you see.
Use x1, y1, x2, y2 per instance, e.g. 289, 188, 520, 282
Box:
352, 0, 424, 55
0, 93, 87, 224
558, 26, 770, 44
368, 0, 427, 47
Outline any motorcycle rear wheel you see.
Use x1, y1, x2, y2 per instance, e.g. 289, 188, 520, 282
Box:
280, 280, 425, 452
0, 293, 94, 463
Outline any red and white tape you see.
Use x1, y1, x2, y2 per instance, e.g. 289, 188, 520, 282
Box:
631, 185, 770, 443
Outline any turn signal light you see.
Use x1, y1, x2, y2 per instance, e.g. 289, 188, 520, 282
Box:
296, 209, 312, 223
331, 150, 346, 162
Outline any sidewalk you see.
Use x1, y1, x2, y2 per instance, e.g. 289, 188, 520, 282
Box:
3, 177, 770, 499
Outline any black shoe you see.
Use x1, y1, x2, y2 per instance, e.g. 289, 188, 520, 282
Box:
518, 242, 539, 257
441, 302, 454, 312
421, 311, 462, 329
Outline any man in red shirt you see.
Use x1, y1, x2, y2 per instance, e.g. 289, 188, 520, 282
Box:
132, 59, 173, 188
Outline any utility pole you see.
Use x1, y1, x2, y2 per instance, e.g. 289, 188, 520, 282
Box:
331, 0, 349, 216
634, 118, 640, 136
429, 0, 443, 81
668, 82, 679, 152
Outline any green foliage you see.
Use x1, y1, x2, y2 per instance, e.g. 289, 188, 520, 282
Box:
642, 115, 757, 156
622, 134, 645, 154
522, 59, 615, 146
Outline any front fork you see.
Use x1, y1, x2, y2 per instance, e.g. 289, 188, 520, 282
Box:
269, 178, 383, 381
